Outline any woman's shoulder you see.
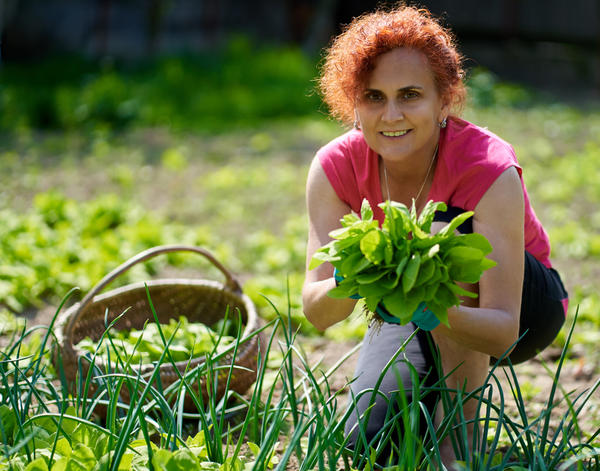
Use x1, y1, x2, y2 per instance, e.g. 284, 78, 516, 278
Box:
434, 117, 522, 211
444, 117, 515, 157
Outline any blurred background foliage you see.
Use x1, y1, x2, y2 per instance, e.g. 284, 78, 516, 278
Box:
0, 38, 322, 133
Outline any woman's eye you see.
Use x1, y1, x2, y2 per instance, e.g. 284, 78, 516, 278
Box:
403, 90, 420, 99
364, 91, 383, 102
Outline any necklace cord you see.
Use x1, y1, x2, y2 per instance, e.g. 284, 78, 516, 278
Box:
383, 144, 438, 205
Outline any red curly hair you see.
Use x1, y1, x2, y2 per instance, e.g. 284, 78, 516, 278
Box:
319, 4, 466, 125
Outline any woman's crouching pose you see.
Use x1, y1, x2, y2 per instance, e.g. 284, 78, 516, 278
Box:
302, 5, 568, 468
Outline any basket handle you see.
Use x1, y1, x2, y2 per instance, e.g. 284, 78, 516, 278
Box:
65, 245, 242, 342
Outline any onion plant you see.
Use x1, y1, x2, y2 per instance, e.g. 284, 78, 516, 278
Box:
0, 289, 598, 470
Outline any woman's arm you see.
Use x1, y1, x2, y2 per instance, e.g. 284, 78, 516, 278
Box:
433, 166, 525, 358
302, 156, 359, 331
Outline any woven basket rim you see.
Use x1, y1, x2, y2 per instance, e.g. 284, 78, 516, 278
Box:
55, 278, 260, 375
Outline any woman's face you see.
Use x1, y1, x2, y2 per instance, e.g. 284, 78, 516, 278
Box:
355, 48, 448, 164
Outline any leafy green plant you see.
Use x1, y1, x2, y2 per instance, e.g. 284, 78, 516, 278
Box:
76, 316, 236, 364
0, 191, 219, 312
310, 199, 496, 325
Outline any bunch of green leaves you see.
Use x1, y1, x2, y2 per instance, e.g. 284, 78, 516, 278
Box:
76, 316, 236, 364
310, 199, 497, 326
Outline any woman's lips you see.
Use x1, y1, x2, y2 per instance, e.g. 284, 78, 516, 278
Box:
380, 130, 411, 137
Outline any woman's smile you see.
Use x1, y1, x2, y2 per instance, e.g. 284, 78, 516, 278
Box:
381, 130, 411, 137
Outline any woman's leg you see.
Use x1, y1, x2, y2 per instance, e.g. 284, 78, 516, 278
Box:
428, 212, 489, 467
345, 321, 438, 466
428, 273, 486, 468
498, 251, 567, 364
429, 207, 568, 468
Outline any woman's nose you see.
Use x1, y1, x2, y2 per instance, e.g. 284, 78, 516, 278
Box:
382, 100, 404, 121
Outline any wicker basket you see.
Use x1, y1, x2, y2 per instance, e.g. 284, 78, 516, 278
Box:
54, 245, 264, 412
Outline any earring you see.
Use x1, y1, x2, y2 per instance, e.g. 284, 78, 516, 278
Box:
439, 117, 447, 128
354, 110, 361, 130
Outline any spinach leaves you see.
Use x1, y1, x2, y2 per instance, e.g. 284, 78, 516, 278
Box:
309, 200, 497, 326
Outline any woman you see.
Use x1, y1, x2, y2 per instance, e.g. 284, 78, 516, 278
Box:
302, 5, 568, 468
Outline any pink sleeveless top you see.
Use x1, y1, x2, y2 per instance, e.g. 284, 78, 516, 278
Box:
317, 117, 553, 268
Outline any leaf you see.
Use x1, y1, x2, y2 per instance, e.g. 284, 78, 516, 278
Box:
381, 289, 408, 321
341, 212, 360, 227
247, 442, 261, 457
380, 200, 410, 239
0, 405, 16, 445
185, 431, 208, 448
340, 251, 371, 277
446, 282, 479, 299
427, 301, 450, 327
455, 233, 493, 254
24, 457, 49, 471
401, 253, 421, 293
410, 285, 426, 303
328, 282, 359, 299
448, 263, 484, 284
379, 272, 400, 290
384, 241, 394, 265
360, 198, 374, 221
382, 289, 420, 324
355, 269, 389, 284
395, 256, 409, 277
423, 282, 438, 301
152, 449, 175, 470
329, 232, 363, 248
437, 210, 474, 238
171, 449, 201, 469
417, 200, 447, 232
359, 229, 386, 265
68, 443, 97, 471
364, 296, 381, 313
445, 246, 485, 264
437, 283, 461, 308
480, 258, 498, 271
415, 259, 435, 286
358, 281, 392, 299
330, 223, 370, 240
117, 453, 134, 471
308, 249, 338, 270
54, 437, 72, 458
